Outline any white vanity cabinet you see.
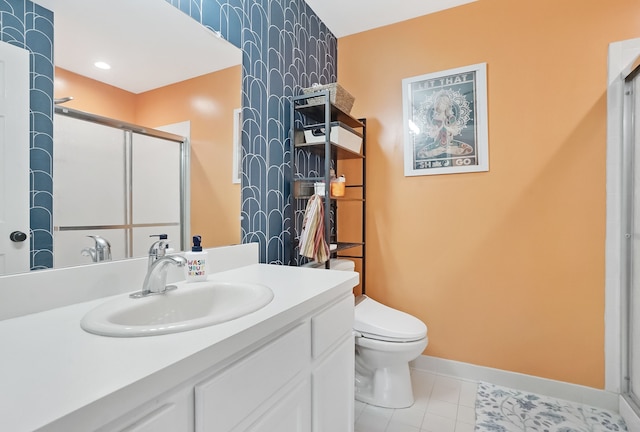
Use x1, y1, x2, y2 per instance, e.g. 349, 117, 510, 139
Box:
1, 262, 359, 432
195, 294, 354, 432
96, 294, 354, 432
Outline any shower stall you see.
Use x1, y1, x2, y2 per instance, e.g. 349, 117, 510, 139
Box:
622, 62, 640, 417
52, 106, 189, 268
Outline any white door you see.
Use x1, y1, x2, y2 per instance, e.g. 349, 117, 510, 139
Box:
0, 41, 30, 275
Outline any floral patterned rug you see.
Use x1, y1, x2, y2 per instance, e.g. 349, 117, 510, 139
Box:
475, 382, 627, 431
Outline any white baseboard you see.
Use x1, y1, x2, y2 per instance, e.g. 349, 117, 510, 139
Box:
621, 396, 640, 432
411, 355, 619, 412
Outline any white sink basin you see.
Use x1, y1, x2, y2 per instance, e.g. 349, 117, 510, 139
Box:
81, 281, 274, 337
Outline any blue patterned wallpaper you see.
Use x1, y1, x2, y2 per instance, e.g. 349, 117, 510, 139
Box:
0, 0, 54, 270
167, 0, 337, 264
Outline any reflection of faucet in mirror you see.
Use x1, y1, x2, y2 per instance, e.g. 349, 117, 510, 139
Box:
81, 235, 112, 263
131, 254, 187, 299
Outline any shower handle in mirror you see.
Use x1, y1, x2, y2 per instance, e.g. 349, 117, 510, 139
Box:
9, 231, 27, 242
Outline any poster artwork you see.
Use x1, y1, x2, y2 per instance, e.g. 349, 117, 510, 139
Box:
409, 70, 478, 171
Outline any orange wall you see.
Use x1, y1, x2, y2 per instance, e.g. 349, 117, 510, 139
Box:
54, 67, 242, 248
55, 68, 136, 122
135, 67, 242, 248
338, 0, 640, 388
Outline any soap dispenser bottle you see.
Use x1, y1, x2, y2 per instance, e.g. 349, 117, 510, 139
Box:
185, 235, 208, 282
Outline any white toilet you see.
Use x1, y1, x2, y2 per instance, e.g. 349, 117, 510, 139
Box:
354, 295, 428, 408
304, 259, 429, 409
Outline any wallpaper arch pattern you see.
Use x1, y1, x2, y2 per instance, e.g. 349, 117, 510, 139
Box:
166, 0, 337, 264
0, 0, 54, 270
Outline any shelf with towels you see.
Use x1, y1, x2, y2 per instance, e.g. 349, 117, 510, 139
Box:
290, 89, 367, 295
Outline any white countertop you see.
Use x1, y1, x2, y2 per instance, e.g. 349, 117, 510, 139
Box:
0, 264, 358, 432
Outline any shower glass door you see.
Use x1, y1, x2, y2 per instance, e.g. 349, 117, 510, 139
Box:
625, 70, 640, 411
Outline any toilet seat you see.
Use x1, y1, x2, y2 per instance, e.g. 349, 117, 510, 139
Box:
354, 296, 427, 343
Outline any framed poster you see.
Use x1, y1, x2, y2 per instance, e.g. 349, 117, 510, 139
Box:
402, 63, 488, 176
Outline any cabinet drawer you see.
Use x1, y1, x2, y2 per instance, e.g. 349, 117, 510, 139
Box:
195, 322, 310, 432
311, 295, 354, 358
97, 386, 192, 432
120, 403, 183, 432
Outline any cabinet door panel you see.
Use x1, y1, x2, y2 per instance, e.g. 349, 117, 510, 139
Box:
312, 335, 355, 432
195, 322, 310, 432
243, 379, 311, 432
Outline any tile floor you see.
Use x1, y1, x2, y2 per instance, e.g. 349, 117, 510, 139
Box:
354, 369, 477, 432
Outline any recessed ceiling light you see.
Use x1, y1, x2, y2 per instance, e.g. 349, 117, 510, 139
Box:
94, 61, 111, 70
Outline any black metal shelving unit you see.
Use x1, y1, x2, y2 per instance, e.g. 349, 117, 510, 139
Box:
290, 90, 366, 294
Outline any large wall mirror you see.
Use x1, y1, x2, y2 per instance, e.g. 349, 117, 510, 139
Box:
1, 0, 242, 275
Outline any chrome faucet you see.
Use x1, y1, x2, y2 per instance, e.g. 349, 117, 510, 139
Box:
81, 235, 112, 262
130, 255, 187, 299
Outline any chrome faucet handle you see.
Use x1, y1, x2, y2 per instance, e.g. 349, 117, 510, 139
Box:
132, 255, 187, 298
148, 234, 169, 268
148, 240, 168, 256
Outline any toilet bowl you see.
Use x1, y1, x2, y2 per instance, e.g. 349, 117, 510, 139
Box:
354, 295, 428, 408
303, 259, 429, 409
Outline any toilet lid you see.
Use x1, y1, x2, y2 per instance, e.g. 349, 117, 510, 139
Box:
354, 296, 427, 342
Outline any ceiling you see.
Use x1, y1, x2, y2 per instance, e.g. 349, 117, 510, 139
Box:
33, 0, 242, 94
32, 0, 475, 94
306, 0, 477, 38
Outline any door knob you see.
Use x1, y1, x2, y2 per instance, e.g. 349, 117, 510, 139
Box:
9, 231, 27, 242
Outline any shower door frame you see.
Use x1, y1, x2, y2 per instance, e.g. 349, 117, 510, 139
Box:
53, 106, 191, 257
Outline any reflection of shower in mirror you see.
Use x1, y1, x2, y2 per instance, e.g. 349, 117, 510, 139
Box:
54, 96, 73, 104
52, 107, 188, 270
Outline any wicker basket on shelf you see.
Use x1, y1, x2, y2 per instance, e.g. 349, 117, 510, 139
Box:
301, 83, 355, 114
